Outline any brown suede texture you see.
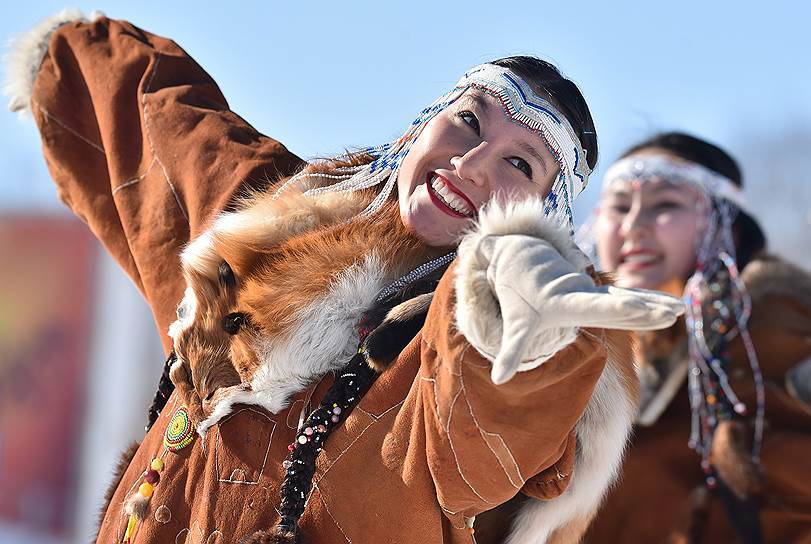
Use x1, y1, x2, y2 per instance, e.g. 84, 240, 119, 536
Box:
30, 18, 610, 543
587, 262, 811, 543
31, 17, 304, 350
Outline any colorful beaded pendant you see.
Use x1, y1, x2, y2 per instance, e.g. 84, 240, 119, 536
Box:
122, 455, 166, 543
164, 406, 195, 451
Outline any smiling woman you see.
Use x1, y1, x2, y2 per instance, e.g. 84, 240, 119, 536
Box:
7, 12, 683, 544
597, 159, 708, 291
397, 88, 561, 245
586, 133, 811, 543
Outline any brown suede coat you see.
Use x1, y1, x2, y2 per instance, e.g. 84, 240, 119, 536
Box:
29, 17, 615, 543
586, 257, 811, 543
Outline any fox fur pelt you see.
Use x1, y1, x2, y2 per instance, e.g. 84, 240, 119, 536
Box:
167, 187, 444, 433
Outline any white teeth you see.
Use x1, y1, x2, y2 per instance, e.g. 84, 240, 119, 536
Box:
430, 175, 472, 215
624, 253, 658, 264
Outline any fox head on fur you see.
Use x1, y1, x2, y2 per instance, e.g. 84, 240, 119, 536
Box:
165, 187, 368, 426
169, 261, 261, 426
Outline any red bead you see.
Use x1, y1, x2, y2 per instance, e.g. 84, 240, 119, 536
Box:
288, 444, 295, 452
143, 469, 160, 484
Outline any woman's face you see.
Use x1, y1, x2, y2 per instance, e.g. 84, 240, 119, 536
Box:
397, 88, 559, 246
596, 151, 707, 291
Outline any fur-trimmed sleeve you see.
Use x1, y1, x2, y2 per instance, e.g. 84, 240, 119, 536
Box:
376, 206, 639, 541
7, 13, 303, 349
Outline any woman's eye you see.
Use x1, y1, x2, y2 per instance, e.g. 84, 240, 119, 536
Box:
506, 157, 533, 179
654, 201, 681, 211
608, 204, 631, 214
457, 110, 480, 135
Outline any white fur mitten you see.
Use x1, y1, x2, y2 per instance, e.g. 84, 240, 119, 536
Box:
455, 199, 684, 385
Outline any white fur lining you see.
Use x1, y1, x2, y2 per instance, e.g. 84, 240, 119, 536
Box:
4, 9, 104, 113
454, 197, 589, 367
167, 286, 199, 341
506, 345, 636, 543
196, 253, 387, 436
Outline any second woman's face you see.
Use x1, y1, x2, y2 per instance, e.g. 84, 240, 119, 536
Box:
595, 151, 707, 291
397, 89, 559, 246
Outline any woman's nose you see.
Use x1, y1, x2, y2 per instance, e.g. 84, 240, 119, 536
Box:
450, 142, 490, 188
620, 203, 653, 239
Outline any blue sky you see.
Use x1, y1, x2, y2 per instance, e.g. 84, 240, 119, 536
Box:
3, 1, 810, 225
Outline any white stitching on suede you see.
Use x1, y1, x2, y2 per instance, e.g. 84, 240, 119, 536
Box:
214, 408, 275, 485
113, 156, 156, 194
442, 377, 495, 505
314, 400, 405, 483
33, 100, 105, 153
312, 483, 352, 543
141, 52, 189, 223
460, 366, 524, 489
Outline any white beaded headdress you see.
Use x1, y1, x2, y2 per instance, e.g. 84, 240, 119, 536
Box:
594, 153, 765, 482
275, 63, 592, 228
602, 155, 747, 212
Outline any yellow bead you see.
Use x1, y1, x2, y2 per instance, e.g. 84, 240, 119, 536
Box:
150, 458, 164, 472
139, 482, 154, 498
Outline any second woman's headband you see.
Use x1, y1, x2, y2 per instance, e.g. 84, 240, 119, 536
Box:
603, 154, 747, 212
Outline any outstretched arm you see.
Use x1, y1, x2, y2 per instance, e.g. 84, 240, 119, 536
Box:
7, 12, 304, 349
386, 197, 683, 538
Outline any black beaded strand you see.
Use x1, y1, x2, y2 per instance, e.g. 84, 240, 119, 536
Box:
274, 350, 377, 539
146, 352, 177, 432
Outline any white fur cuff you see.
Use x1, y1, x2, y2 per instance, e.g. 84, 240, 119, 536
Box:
454, 197, 588, 365
4, 9, 104, 114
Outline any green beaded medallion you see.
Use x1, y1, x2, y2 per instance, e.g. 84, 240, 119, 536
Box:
164, 406, 195, 451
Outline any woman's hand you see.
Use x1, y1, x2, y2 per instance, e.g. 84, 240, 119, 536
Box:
455, 198, 684, 385
481, 234, 684, 384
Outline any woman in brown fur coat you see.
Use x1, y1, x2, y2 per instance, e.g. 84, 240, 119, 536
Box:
584, 133, 811, 543
7, 12, 684, 544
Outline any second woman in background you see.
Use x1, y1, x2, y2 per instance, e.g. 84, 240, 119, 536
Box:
583, 132, 811, 543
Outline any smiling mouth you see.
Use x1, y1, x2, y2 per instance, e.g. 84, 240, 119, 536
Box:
619, 251, 662, 270
426, 173, 476, 218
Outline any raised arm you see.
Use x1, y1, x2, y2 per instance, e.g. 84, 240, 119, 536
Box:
7, 11, 304, 348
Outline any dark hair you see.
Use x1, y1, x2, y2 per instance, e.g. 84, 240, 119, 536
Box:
490, 56, 598, 171
620, 131, 766, 268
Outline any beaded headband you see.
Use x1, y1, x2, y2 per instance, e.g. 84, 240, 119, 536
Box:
275, 63, 592, 228
602, 155, 747, 212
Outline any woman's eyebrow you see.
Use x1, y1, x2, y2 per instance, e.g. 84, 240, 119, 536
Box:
516, 141, 550, 175
458, 93, 490, 113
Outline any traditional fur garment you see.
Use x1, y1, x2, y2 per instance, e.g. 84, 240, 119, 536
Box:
168, 187, 445, 434
19, 14, 648, 543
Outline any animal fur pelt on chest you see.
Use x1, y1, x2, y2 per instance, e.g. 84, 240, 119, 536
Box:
167, 187, 443, 435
